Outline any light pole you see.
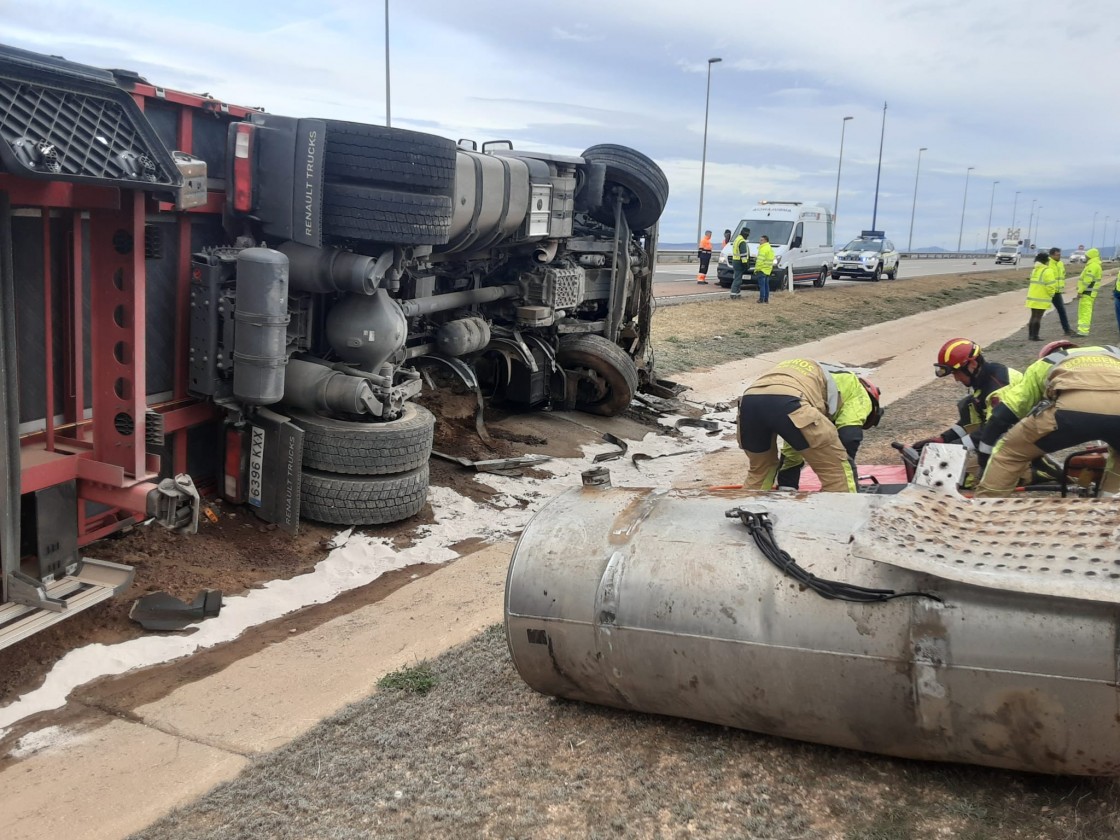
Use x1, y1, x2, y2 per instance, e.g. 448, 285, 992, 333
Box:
870, 101, 887, 231
695, 57, 722, 247
906, 147, 927, 251
1032, 206, 1042, 248
1011, 191, 1020, 230
956, 166, 975, 252
1026, 198, 1036, 248
1090, 210, 1099, 247
985, 180, 999, 253
384, 0, 391, 126
1105, 216, 1111, 253
832, 116, 853, 232
1113, 219, 1119, 259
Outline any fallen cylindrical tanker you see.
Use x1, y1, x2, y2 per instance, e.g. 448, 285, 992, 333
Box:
504, 470, 1120, 776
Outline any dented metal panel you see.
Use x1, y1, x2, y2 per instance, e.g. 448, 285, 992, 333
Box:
506, 484, 1120, 775
851, 488, 1120, 603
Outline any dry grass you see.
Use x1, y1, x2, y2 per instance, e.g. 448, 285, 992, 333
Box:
133, 626, 1120, 840
651, 270, 1028, 376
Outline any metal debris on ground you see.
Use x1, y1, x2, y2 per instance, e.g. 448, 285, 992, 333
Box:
592, 433, 628, 463
129, 589, 223, 631
631, 450, 699, 470
431, 451, 552, 476
674, 418, 724, 435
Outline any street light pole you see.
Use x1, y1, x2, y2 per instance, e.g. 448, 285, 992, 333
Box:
1011, 191, 1020, 230
1105, 216, 1111, 253
832, 116, 853, 233
1090, 210, 1099, 248
870, 102, 887, 231
1033, 206, 1042, 248
985, 180, 999, 253
384, 0, 391, 127
1113, 219, 1119, 259
695, 57, 722, 248
906, 147, 927, 251
1026, 198, 1036, 248
956, 166, 975, 252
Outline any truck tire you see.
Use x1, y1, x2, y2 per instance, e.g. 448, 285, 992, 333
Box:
556, 334, 639, 417
814, 266, 827, 287
322, 183, 452, 245
301, 464, 430, 526
287, 404, 435, 475
582, 144, 669, 232
323, 121, 457, 194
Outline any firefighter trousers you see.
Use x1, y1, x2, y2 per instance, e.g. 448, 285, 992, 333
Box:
738, 393, 858, 492
976, 389, 1120, 497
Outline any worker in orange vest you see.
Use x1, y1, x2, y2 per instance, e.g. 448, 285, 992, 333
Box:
697, 230, 713, 284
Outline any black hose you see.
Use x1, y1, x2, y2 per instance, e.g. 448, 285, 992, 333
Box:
730, 509, 941, 604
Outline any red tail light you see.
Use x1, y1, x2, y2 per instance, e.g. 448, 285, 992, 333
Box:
232, 122, 254, 213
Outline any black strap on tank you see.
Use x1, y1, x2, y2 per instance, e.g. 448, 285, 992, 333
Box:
726, 508, 942, 604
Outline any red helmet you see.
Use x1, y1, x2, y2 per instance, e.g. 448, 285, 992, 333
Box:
934, 338, 982, 377
1039, 339, 1076, 359
859, 377, 883, 429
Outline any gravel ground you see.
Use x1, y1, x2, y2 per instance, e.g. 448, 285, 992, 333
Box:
125, 283, 1120, 839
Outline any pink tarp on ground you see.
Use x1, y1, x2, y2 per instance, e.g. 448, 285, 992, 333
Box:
799, 464, 909, 491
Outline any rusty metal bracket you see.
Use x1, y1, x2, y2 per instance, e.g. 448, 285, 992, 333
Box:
593, 433, 628, 463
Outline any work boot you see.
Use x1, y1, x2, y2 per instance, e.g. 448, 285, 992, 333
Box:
1027, 322, 1040, 341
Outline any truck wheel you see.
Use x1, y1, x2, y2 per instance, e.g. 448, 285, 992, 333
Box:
322, 183, 452, 245
814, 267, 827, 287
830, 272, 841, 280
301, 464, 429, 526
556, 334, 639, 416
582, 144, 669, 232
287, 403, 435, 475
322, 121, 457, 194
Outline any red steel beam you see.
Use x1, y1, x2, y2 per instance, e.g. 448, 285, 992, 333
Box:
88, 192, 152, 480
0, 176, 120, 210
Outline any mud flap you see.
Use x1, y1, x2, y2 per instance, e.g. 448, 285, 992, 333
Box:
247, 408, 304, 532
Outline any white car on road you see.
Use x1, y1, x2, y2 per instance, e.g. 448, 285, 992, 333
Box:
831, 235, 900, 282
1069, 247, 1088, 264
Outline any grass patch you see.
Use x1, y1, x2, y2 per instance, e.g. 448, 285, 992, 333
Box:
377, 661, 437, 695
651, 270, 1028, 376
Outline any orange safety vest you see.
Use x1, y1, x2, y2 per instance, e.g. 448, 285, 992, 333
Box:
698, 234, 712, 253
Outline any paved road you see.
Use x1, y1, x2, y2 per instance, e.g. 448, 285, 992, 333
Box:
653, 256, 1026, 301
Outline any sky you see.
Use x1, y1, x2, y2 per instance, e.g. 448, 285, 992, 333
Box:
1, 0, 1117, 252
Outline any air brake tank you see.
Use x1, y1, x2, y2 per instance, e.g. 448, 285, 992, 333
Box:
505, 480, 1120, 776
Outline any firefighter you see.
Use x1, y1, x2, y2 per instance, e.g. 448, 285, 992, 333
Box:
729, 228, 751, 299
911, 338, 1021, 454
975, 340, 1120, 497
738, 358, 883, 493
1075, 247, 1102, 336
696, 229, 713, 284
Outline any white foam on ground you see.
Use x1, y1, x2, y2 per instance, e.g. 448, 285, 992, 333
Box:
0, 418, 732, 739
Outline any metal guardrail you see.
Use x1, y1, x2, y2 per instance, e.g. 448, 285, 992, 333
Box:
657, 249, 994, 264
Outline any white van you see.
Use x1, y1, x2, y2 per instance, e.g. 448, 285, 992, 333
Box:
716, 201, 834, 289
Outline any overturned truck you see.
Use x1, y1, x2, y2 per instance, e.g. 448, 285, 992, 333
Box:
0, 43, 669, 647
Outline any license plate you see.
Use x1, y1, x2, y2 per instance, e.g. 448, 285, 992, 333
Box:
248, 426, 265, 506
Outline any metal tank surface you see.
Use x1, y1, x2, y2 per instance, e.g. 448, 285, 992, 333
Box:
504, 477, 1120, 776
